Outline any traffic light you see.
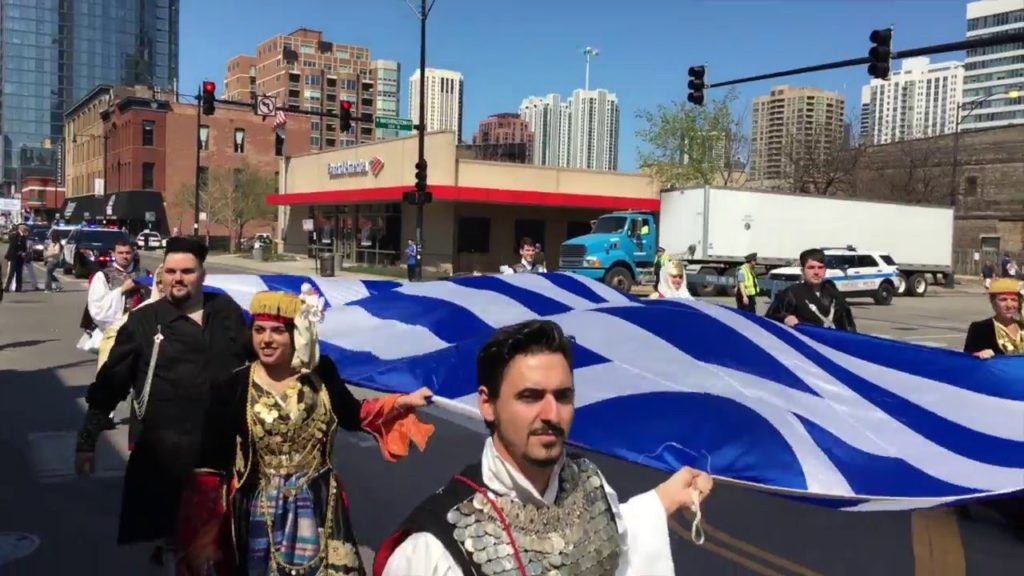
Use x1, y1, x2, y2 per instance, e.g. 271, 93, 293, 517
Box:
415, 159, 427, 192
201, 81, 216, 115
339, 100, 353, 132
687, 66, 706, 106
868, 28, 893, 80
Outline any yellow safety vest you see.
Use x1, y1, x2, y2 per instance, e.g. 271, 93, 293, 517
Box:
740, 263, 759, 296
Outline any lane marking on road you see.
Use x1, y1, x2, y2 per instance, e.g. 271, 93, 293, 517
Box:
670, 513, 823, 576
911, 509, 965, 576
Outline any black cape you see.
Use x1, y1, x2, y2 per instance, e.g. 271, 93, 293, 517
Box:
765, 281, 857, 332
80, 292, 250, 544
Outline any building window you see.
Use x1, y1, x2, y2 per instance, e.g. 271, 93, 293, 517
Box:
142, 121, 155, 147
457, 217, 491, 253
199, 125, 209, 151
234, 128, 246, 153
198, 166, 209, 190
142, 162, 155, 190
275, 132, 284, 157
311, 134, 321, 148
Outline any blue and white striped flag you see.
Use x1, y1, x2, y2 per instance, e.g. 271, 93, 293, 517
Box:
166, 272, 1024, 511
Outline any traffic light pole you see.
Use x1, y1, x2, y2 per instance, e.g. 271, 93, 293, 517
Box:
415, 0, 428, 281
193, 84, 202, 237
704, 30, 1024, 90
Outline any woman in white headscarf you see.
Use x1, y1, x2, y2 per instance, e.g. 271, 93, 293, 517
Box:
649, 260, 695, 299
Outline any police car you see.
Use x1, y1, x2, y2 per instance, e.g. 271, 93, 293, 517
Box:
765, 247, 900, 305
61, 225, 132, 278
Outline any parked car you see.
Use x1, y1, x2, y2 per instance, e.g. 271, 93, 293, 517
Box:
136, 230, 163, 251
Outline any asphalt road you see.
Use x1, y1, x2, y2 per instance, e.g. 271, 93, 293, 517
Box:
1, 267, 1021, 575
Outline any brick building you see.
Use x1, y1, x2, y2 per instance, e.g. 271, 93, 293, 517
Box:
224, 28, 378, 150
62, 85, 312, 238
460, 113, 534, 164
847, 125, 1024, 258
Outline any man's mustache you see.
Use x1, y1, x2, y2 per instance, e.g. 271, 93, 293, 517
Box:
530, 423, 565, 438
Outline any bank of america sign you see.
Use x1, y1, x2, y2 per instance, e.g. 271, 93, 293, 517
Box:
328, 157, 384, 178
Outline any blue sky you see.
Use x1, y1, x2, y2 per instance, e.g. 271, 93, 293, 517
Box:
180, 0, 970, 171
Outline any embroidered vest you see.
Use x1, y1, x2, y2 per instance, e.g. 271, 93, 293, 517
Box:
101, 265, 149, 313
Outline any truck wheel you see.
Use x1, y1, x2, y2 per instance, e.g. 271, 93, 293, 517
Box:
694, 267, 719, 297
908, 273, 928, 297
604, 266, 634, 293
895, 273, 908, 296
873, 282, 895, 305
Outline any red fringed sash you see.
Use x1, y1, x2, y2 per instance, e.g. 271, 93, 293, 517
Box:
176, 471, 236, 576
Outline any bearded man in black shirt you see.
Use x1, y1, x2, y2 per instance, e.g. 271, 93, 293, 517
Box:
75, 236, 250, 571
765, 248, 857, 332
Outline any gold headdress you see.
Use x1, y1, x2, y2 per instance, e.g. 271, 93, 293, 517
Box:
250, 290, 324, 372
666, 260, 686, 277
989, 278, 1022, 296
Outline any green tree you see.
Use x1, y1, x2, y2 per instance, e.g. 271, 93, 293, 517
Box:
636, 87, 748, 188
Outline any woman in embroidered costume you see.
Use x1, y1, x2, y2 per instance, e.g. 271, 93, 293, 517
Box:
177, 290, 435, 576
964, 277, 1024, 359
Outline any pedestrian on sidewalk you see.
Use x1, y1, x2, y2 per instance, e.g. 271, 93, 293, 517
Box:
74, 237, 251, 575
43, 229, 63, 292
981, 260, 995, 290
406, 239, 418, 281
3, 225, 27, 292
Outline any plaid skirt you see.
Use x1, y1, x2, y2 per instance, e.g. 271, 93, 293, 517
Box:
243, 468, 364, 576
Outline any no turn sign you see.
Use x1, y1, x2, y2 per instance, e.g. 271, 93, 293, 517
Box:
255, 96, 276, 117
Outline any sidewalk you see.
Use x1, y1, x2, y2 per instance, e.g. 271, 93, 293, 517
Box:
205, 252, 406, 282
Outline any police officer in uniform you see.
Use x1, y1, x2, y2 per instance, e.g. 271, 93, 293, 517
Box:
735, 252, 759, 313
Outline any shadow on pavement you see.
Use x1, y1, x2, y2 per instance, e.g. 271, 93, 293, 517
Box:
0, 339, 58, 351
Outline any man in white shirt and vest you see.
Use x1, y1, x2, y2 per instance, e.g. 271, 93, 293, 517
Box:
83, 239, 150, 340
375, 319, 713, 576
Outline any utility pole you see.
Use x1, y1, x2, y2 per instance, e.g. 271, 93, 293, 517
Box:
404, 0, 435, 280
193, 85, 202, 237
416, 0, 427, 280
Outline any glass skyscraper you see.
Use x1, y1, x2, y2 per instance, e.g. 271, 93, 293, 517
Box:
0, 0, 179, 188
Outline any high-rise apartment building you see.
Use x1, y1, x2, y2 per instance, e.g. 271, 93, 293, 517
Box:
519, 95, 569, 168
962, 0, 1024, 130
224, 28, 376, 150
519, 90, 619, 172
372, 60, 402, 140
860, 57, 963, 145
750, 85, 845, 183
567, 89, 620, 171
409, 68, 464, 142
0, 0, 179, 193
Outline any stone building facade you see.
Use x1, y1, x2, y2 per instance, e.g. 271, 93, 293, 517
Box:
847, 125, 1024, 256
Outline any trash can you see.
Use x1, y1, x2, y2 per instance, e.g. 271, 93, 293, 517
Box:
319, 252, 335, 277
253, 245, 264, 261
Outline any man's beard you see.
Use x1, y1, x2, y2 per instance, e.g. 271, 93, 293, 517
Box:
498, 420, 566, 469
167, 285, 193, 306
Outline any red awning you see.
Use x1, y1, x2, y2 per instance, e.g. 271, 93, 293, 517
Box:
266, 184, 659, 211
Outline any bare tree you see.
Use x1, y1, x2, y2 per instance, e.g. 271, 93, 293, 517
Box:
855, 134, 950, 204
774, 117, 863, 196
170, 163, 277, 251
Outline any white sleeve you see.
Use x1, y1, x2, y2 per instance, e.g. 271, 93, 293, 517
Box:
381, 532, 464, 576
598, 473, 675, 576
87, 274, 124, 330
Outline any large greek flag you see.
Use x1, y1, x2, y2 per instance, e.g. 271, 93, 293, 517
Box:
183, 272, 1024, 511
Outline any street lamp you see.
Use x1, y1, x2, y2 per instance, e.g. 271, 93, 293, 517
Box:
950, 87, 1021, 207
71, 130, 109, 199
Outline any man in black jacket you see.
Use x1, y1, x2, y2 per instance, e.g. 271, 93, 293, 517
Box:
74, 236, 250, 571
765, 248, 857, 332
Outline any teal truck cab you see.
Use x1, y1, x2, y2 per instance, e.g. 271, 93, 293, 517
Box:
558, 211, 658, 292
